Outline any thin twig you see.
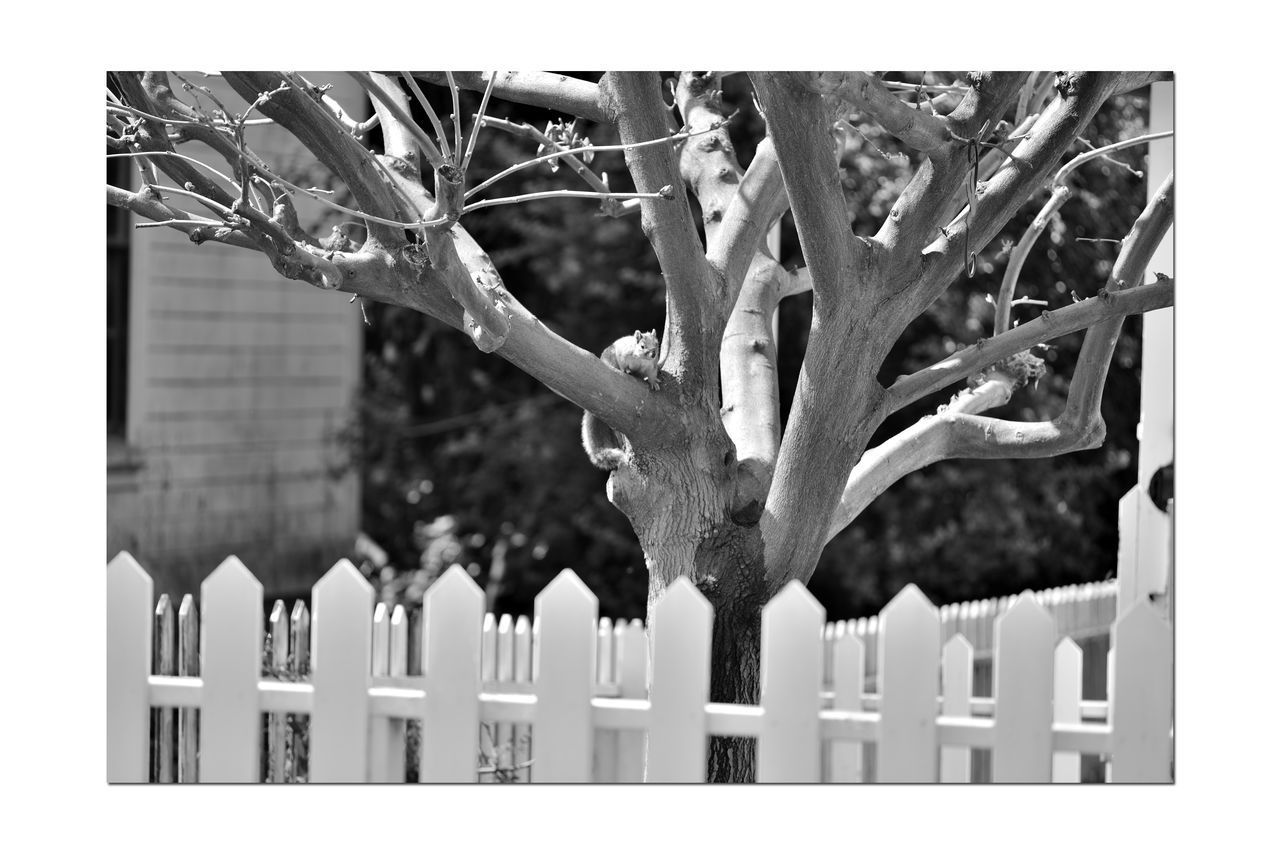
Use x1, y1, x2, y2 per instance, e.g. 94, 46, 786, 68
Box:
446, 72, 462, 164
106, 151, 241, 200
479, 115, 611, 194
1054, 131, 1171, 187
464, 118, 731, 201
107, 102, 210, 128
994, 131, 1172, 333
463, 187, 671, 214
461, 72, 497, 176
135, 218, 222, 229
401, 72, 452, 159
879, 79, 970, 94
349, 72, 447, 169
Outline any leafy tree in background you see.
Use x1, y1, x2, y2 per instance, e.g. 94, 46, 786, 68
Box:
108, 71, 1172, 780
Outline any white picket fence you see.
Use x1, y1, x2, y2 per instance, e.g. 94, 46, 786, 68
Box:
107, 552, 1172, 783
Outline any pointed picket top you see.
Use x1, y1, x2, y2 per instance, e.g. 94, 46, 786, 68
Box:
108, 550, 151, 589
943, 632, 974, 663
107, 551, 153, 783
313, 557, 374, 602
763, 578, 825, 624
202, 554, 255, 593
995, 590, 1055, 641
429, 562, 485, 600
1110, 598, 1173, 782
537, 567, 597, 609
389, 605, 408, 677
595, 617, 614, 684
653, 575, 712, 624
372, 603, 391, 677
270, 599, 288, 631
882, 582, 935, 620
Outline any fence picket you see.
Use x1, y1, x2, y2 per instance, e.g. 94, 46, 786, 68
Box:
198, 557, 262, 782
368, 603, 403, 782
513, 615, 533, 782
592, 617, 618, 783
532, 570, 597, 781
614, 619, 647, 783
1052, 638, 1083, 782
177, 594, 199, 782
828, 624, 865, 782
420, 566, 485, 782
494, 613, 515, 780
647, 578, 712, 782
940, 634, 973, 783
758, 581, 824, 782
479, 612, 497, 783
992, 592, 1054, 782
389, 605, 408, 781
877, 584, 939, 782
288, 600, 310, 781
107, 552, 152, 783
310, 559, 373, 782
151, 594, 176, 783
1110, 600, 1173, 782
265, 600, 289, 782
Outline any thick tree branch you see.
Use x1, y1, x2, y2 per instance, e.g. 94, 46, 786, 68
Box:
720, 256, 784, 472
133, 72, 274, 196
936, 113, 1039, 235
907, 73, 1123, 315
112, 72, 239, 211
708, 137, 789, 314
352, 72, 446, 171
674, 72, 744, 245
874, 73, 1028, 262
751, 72, 900, 591
825, 378, 1012, 541
1063, 171, 1173, 422
108, 184, 257, 250
883, 277, 1172, 414
602, 72, 719, 387
751, 72, 867, 307
409, 71, 608, 124
828, 176, 1172, 541
112, 179, 675, 441
221, 72, 406, 248
805, 72, 952, 153
995, 131, 1171, 334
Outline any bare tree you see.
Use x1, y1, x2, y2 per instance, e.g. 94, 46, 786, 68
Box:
107, 70, 1173, 781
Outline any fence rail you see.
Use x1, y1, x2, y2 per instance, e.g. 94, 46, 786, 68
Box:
108, 552, 1170, 783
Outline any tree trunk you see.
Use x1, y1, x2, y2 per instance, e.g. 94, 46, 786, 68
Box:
613, 409, 771, 782
704, 588, 763, 782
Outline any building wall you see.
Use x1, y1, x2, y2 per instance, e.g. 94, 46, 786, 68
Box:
108, 73, 366, 600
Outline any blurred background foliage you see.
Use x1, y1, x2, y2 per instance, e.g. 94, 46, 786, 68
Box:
343, 73, 1159, 621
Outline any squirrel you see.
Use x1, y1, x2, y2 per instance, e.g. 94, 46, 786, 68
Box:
581, 330, 661, 470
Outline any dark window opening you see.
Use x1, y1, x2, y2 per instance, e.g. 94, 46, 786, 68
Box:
108, 152, 130, 437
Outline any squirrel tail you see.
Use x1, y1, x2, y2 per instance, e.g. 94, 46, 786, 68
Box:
581, 411, 626, 470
